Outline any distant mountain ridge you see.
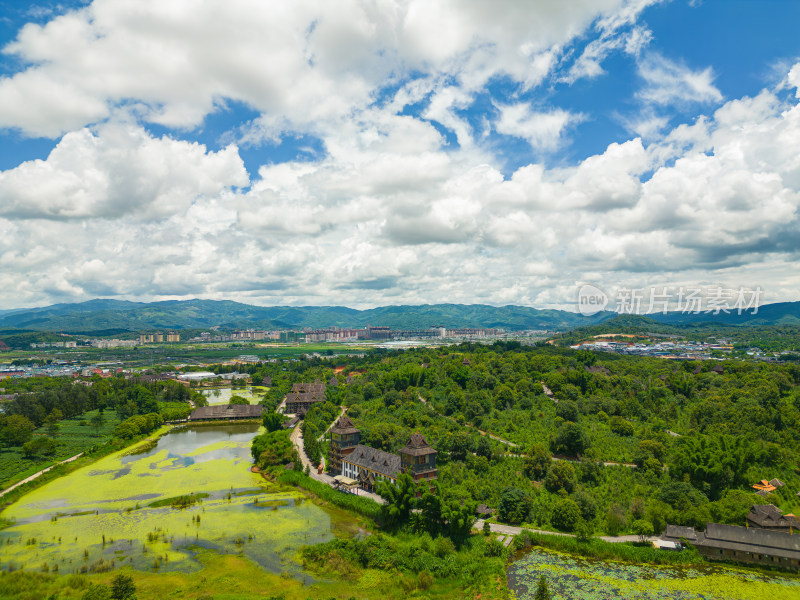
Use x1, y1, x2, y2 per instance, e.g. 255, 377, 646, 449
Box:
0, 299, 614, 332
1, 298, 800, 333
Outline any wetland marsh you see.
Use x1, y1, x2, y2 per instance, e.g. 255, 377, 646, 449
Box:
0, 423, 339, 578
508, 547, 800, 599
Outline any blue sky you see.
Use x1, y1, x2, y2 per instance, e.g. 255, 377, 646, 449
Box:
0, 0, 799, 310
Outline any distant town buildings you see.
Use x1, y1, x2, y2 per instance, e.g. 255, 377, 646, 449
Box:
139, 332, 180, 343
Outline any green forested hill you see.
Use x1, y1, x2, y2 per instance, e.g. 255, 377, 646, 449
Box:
3, 297, 800, 334
0, 299, 614, 332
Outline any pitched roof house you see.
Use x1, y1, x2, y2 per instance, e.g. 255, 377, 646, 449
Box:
747, 504, 800, 531
188, 404, 263, 421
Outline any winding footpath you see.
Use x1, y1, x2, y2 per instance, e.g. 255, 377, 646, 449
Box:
417, 393, 520, 448
0, 452, 84, 499
418, 393, 636, 467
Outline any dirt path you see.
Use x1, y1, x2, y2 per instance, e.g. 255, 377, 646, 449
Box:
317, 406, 346, 442
419, 393, 636, 468
418, 393, 519, 448
0, 452, 84, 498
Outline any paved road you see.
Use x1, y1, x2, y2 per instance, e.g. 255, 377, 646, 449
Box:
288, 411, 386, 505
0, 452, 84, 498
474, 519, 657, 544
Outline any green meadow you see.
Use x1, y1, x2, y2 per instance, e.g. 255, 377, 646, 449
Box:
0, 409, 123, 489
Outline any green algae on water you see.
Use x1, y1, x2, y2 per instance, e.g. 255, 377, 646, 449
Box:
508, 547, 800, 600
0, 423, 335, 579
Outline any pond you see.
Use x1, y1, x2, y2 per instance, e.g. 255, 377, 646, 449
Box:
201, 386, 267, 405
0, 423, 336, 578
508, 547, 800, 599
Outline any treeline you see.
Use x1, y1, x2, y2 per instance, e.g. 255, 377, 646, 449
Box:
0, 377, 202, 451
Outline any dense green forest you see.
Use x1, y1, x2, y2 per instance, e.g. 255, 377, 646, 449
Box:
247, 343, 800, 539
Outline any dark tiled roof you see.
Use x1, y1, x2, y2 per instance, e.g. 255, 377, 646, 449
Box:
401, 433, 437, 456
699, 522, 800, 560
330, 415, 359, 435
329, 376, 339, 386
285, 389, 326, 406
663, 524, 698, 542
747, 504, 799, 529
343, 444, 401, 479
291, 382, 327, 394
189, 405, 263, 420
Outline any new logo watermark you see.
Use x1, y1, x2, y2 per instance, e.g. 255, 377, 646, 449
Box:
577, 285, 762, 316
577, 284, 609, 316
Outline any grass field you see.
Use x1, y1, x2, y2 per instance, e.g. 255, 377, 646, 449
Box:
0, 409, 123, 489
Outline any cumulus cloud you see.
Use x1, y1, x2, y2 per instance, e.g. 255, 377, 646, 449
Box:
0, 0, 635, 138
495, 104, 581, 152
0, 2, 799, 311
0, 120, 248, 220
8, 68, 797, 309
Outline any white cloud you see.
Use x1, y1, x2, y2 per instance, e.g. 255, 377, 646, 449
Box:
495, 104, 580, 151
637, 53, 723, 106
1, 3, 799, 312
0, 120, 248, 220
0, 0, 635, 138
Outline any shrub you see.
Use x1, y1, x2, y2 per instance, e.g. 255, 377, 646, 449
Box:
605, 504, 627, 536
81, 584, 111, 600
551, 498, 581, 532
498, 487, 531, 525
609, 416, 634, 436
523, 444, 551, 480
544, 461, 576, 494
417, 570, 434, 590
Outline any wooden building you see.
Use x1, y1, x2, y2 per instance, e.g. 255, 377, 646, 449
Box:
747, 504, 800, 531
284, 380, 327, 414
328, 415, 360, 474
188, 404, 264, 421
663, 521, 800, 570
341, 444, 402, 491
335, 429, 438, 492
399, 433, 438, 483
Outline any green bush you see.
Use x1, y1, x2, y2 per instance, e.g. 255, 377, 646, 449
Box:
277, 470, 382, 521
551, 498, 581, 532
544, 461, 577, 494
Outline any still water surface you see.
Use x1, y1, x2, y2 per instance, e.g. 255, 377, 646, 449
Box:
0, 424, 333, 576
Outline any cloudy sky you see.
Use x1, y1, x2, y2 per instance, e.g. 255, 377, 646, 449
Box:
0, 0, 799, 311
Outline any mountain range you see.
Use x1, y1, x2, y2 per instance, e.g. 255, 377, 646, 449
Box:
1, 298, 800, 333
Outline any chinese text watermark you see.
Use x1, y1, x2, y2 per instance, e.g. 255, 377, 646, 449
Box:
577, 285, 762, 317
